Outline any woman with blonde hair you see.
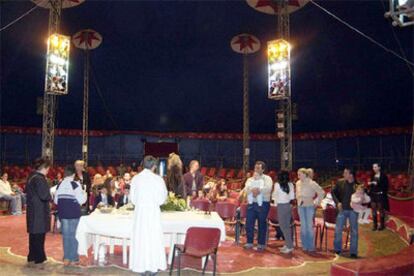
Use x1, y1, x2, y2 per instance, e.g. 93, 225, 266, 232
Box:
91, 173, 104, 197
92, 174, 104, 186
296, 168, 325, 253
167, 153, 182, 170
307, 168, 314, 180
166, 153, 185, 197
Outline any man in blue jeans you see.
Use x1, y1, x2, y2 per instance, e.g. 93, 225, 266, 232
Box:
243, 161, 273, 251
332, 167, 358, 258
54, 165, 87, 266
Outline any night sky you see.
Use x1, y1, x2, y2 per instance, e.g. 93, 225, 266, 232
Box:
1, 0, 413, 133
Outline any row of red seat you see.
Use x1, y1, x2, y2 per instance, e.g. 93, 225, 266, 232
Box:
2, 165, 411, 194
200, 167, 291, 181
1, 165, 128, 180
2, 165, 280, 181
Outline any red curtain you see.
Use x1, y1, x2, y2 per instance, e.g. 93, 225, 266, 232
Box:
144, 142, 178, 157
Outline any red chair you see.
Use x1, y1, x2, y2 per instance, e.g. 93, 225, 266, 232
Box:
207, 168, 217, 178
291, 206, 300, 247
200, 167, 208, 176
228, 181, 242, 191
235, 203, 248, 241
96, 166, 105, 175
236, 170, 245, 179
319, 205, 349, 252
191, 199, 211, 212
215, 202, 237, 227
268, 170, 277, 181
107, 166, 117, 176
239, 204, 247, 218
289, 171, 298, 182
218, 168, 227, 178
169, 227, 221, 276
229, 191, 239, 199
47, 168, 56, 180
225, 198, 239, 206
0, 198, 11, 215
87, 167, 96, 177
266, 205, 279, 244
226, 169, 235, 179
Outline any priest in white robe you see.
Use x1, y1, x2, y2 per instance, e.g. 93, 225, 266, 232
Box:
129, 156, 168, 274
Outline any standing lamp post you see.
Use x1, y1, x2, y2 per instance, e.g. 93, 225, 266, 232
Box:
231, 34, 261, 174
247, 0, 308, 170
32, 0, 84, 164
72, 29, 103, 167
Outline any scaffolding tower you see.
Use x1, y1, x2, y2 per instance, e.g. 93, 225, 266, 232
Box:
41, 0, 62, 164
275, 0, 293, 171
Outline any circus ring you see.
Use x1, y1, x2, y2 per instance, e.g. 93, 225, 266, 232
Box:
0, 212, 411, 276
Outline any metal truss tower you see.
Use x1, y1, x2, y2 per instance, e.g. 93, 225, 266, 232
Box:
41, 0, 62, 164
275, 0, 293, 171
242, 53, 250, 173
82, 49, 90, 165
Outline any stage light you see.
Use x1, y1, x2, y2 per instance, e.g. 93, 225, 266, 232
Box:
268, 39, 291, 100
51, 34, 59, 47
45, 33, 70, 94
385, 0, 414, 26
271, 61, 288, 70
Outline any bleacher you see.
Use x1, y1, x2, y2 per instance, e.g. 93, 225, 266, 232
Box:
1, 165, 412, 195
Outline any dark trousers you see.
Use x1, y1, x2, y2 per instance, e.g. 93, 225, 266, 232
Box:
371, 201, 385, 227
28, 233, 47, 264
246, 202, 270, 246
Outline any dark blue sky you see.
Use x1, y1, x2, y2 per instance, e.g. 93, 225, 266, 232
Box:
1, 0, 413, 133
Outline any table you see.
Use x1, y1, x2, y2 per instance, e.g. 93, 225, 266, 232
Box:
76, 210, 226, 265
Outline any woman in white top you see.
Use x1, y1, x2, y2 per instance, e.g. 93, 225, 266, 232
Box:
272, 171, 295, 253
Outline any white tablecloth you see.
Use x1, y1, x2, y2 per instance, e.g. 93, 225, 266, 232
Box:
76, 210, 226, 259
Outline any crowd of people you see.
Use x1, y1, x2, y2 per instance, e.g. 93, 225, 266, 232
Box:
0, 155, 390, 273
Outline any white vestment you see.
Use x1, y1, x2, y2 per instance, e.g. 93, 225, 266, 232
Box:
129, 169, 168, 273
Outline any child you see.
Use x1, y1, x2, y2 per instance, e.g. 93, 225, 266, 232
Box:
321, 192, 336, 210
247, 175, 264, 206
351, 184, 371, 224
197, 190, 206, 200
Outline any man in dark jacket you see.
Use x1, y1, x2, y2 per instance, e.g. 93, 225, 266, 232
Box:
332, 167, 359, 258
183, 160, 204, 198
26, 158, 52, 265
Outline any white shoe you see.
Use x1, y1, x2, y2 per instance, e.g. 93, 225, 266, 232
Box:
281, 247, 293, 254
279, 245, 288, 251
